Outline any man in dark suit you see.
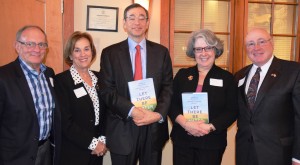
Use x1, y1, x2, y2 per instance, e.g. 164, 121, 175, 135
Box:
99, 3, 173, 165
0, 25, 61, 165
235, 28, 300, 165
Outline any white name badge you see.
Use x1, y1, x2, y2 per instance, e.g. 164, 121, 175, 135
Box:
74, 87, 87, 98
238, 77, 245, 87
210, 78, 223, 87
49, 77, 54, 87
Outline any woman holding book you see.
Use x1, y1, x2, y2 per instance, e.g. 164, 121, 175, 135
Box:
54, 31, 106, 165
168, 29, 238, 165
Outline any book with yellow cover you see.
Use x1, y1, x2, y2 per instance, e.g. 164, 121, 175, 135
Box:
182, 92, 209, 123
128, 78, 157, 111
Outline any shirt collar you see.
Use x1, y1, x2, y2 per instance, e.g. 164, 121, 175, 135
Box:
18, 57, 46, 76
128, 37, 146, 52
70, 65, 97, 86
252, 55, 274, 74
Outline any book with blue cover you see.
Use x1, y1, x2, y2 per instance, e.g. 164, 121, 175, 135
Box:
128, 78, 157, 111
182, 92, 209, 123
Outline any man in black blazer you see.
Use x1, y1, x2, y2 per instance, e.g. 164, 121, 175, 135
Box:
99, 3, 173, 165
0, 25, 61, 165
235, 28, 300, 165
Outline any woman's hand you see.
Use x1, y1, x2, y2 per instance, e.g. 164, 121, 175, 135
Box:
91, 141, 107, 156
184, 120, 210, 137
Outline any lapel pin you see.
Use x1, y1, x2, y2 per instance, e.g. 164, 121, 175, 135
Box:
271, 73, 277, 77
188, 75, 193, 80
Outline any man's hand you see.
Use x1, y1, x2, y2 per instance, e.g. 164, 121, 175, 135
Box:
131, 107, 145, 120
132, 108, 161, 126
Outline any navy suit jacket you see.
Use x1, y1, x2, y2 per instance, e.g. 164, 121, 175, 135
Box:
0, 59, 61, 165
235, 57, 300, 165
99, 39, 173, 155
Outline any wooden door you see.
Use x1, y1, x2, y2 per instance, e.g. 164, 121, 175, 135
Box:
0, 0, 63, 73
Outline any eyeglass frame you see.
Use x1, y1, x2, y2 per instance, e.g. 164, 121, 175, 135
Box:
17, 40, 48, 49
125, 15, 148, 22
245, 38, 272, 49
193, 46, 215, 53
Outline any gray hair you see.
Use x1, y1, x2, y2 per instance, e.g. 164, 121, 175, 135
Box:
16, 25, 47, 42
123, 3, 149, 20
186, 29, 224, 58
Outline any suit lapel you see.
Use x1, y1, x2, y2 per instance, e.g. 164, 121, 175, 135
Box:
253, 57, 281, 111
12, 60, 37, 116
239, 65, 252, 107
44, 68, 56, 103
118, 40, 134, 82
146, 40, 154, 78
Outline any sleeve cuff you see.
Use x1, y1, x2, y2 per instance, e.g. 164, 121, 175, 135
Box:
157, 113, 164, 123
88, 137, 99, 150
98, 136, 106, 144
128, 106, 135, 118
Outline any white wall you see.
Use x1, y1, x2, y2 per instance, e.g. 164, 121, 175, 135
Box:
74, 1, 236, 164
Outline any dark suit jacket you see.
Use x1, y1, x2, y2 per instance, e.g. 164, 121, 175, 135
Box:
235, 57, 300, 165
99, 39, 173, 155
168, 65, 238, 149
0, 59, 61, 165
54, 70, 106, 165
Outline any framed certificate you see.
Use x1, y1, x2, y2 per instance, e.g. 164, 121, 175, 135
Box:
86, 6, 119, 32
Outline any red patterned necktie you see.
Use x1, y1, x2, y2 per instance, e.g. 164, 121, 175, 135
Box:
246, 67, 261, 110
134, 45, 142, 80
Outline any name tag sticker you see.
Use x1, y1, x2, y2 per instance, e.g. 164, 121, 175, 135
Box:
49, 77, 54, 87
238, 77, 245, 87
74, 87, 87, 98
210, 78, 223, 87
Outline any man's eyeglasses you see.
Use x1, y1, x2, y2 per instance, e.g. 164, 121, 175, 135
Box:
246, 39, 271, 49
17, 41, 48, 49
125, 15, 148, 22
193, 46, 215, 53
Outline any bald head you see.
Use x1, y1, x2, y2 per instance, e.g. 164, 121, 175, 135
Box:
245, 28, 272, 43
245, 28, 274, 67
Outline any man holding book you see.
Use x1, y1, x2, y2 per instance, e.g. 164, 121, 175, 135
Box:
99, 3, 173, 165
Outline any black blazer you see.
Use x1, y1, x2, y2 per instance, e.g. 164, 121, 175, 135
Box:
99, 39, 173, 155
168, 65, 238, 149
54, 70, 106, 165
235, 57, 300, 165
0, 59, 61, 165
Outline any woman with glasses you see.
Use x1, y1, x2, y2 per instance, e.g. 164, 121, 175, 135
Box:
168, 29, 238, 165
54, 31, 106, 165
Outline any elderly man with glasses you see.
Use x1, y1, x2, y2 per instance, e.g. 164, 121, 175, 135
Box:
235, 28, 300, 165
0, 25, 61, 165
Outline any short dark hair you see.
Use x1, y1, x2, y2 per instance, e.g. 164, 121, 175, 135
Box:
64, 31, 97, 65
123, 3, 149, 20
186, 29, 224, 58
16, 25, 47, 42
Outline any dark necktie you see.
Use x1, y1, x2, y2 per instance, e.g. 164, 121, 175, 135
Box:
246, 67, 261, 110
134, 45, 142, 80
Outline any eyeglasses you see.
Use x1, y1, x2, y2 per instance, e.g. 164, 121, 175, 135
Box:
246, 39, 271, 49
193, 46, 215, 53
73, 47, 91, 54
125, 15, 148, 22
17, 40, 48, 49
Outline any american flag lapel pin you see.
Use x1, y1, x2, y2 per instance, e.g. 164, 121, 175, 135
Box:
271, 73, 277, 77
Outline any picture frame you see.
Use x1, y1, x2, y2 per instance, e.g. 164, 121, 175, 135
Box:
86, 5, 119, 32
